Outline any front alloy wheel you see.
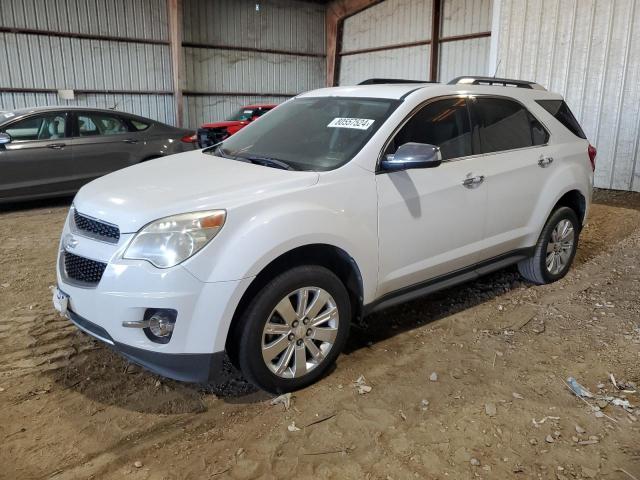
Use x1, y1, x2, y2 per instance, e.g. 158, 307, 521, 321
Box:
236, 265, 351, 393
262, 287, 339, 378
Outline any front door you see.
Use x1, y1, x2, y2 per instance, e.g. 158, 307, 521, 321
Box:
0, 111, 74, 201
376, 97, 488, 297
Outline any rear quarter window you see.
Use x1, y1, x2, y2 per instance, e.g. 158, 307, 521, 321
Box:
536, 100, 586, 139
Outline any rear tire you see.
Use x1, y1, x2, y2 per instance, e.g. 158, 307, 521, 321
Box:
518, 206, 580, 285
235, 266, 351, 393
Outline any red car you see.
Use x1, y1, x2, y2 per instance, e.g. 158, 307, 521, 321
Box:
197, 104, 277, 148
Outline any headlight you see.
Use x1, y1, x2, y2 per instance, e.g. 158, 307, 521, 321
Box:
123, 210, 226, 268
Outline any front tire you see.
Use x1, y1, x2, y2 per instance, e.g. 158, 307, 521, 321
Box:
518, 206, 580, 285
236, 266, 351, 393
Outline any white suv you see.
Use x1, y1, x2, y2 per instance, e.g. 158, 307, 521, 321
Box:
53, 77, 595, 393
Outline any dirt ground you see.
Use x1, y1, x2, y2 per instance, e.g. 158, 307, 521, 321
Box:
1, 189, 639, 480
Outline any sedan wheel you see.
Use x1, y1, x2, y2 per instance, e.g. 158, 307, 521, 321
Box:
262, 287, 339, 379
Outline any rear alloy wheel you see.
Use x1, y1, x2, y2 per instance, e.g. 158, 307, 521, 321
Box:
518, 206, 580, 284
236, 266, 351, 393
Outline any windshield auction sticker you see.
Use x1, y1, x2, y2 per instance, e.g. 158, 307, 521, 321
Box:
327, 118, 375, 130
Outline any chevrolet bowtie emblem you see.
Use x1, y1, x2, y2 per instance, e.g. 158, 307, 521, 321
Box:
63, 234, 78, 250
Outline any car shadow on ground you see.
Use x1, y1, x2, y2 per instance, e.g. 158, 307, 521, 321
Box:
48, 189, 640, 411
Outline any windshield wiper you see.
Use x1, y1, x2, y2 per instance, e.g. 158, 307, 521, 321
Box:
236, 154, 296, 171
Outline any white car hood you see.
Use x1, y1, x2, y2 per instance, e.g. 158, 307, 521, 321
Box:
73, 150, 319, 233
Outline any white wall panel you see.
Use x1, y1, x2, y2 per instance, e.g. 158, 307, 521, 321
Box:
339, 46, 431, 85
341, 0, 433, 52
183, 0, 325, 54
441, 0, 492, 36
438, 37, 491, 82
184, 47, 325, 95
493, 0, 640, 191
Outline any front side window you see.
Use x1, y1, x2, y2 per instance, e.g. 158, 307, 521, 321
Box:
472, 98, 548, 154
385, 97, 472, 160
4, 113, 67, 141
210, 97, 400, 171
78, 113, 130, 137
227, 108, 258, 122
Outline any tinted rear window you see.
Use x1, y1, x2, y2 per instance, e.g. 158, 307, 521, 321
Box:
536, 100, 586, 139
472, 97, 549, 154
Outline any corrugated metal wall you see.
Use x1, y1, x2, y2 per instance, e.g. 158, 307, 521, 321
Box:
493, 0, 640, 192
338, 0, 492, 85
182, 0, 326, 128
0, 0, 175, 124
438, 0, 492, 81
339, 0, 433, 85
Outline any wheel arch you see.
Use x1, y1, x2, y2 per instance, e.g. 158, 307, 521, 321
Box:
225, 243, 364, 358
553, 189, 587, 227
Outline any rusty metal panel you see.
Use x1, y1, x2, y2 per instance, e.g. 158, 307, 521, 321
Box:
441, 0, 492, 37
341, 0, 433, 52
0, 92, 176, 125
438, 37, 491, 82
0, 0, 169, 41
183, 95, 286, 129
339, 45, 431, 85
183, 0, 325, 54
183, 47, 325, 95
0, 33, 171, 91
494, 0, 640, 191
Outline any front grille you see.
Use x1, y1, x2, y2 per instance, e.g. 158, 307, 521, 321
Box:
74, 210, 120, 243
63, 252, 107, 285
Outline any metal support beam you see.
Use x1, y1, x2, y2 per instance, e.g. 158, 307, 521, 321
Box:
168, 0, 184, 127
430, 0, 442, 81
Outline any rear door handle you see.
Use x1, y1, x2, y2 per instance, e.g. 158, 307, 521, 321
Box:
462, 175, 485, 188
122, 138, 138, 144
47, 143, 66, 150
538, 156, 554, 168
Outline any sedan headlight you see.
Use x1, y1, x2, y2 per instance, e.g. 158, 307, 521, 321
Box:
123, 210, 226, 268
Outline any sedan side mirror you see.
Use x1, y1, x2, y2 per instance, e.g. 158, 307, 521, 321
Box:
0, 132, 12, 145
381, 142, 442, 171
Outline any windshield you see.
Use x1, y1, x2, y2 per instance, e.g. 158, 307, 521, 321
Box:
226, 108, 256, 121
209, 97, 400, 171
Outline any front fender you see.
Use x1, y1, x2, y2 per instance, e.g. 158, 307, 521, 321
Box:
182, 198, 379, 303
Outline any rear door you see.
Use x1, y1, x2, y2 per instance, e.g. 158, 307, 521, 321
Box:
69, 111, 143, 185
468, 96, 552, 259
0, 111, 75, 200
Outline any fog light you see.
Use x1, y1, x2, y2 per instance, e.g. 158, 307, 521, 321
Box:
143, 309, 177, 344
149, 312, 174, 337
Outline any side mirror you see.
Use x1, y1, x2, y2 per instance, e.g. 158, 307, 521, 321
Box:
381, 142, 442, 171
0, 132, 11, 145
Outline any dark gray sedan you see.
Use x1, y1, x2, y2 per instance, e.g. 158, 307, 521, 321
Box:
0, 107, 196, 203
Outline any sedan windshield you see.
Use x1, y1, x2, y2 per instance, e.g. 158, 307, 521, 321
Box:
208, 97, 400, 171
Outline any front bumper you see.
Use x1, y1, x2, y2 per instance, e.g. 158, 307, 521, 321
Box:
55, 209, 253, 382
68, 309, 225, 382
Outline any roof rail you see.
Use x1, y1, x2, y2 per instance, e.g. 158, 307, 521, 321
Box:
358, 78, 434, 85
448, 76, 546, 90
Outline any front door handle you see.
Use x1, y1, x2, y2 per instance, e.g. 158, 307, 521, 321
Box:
538, 156, 554, 168
47, 143, 66, 150
122, 138, 138, 144
462, 175, 485, 188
